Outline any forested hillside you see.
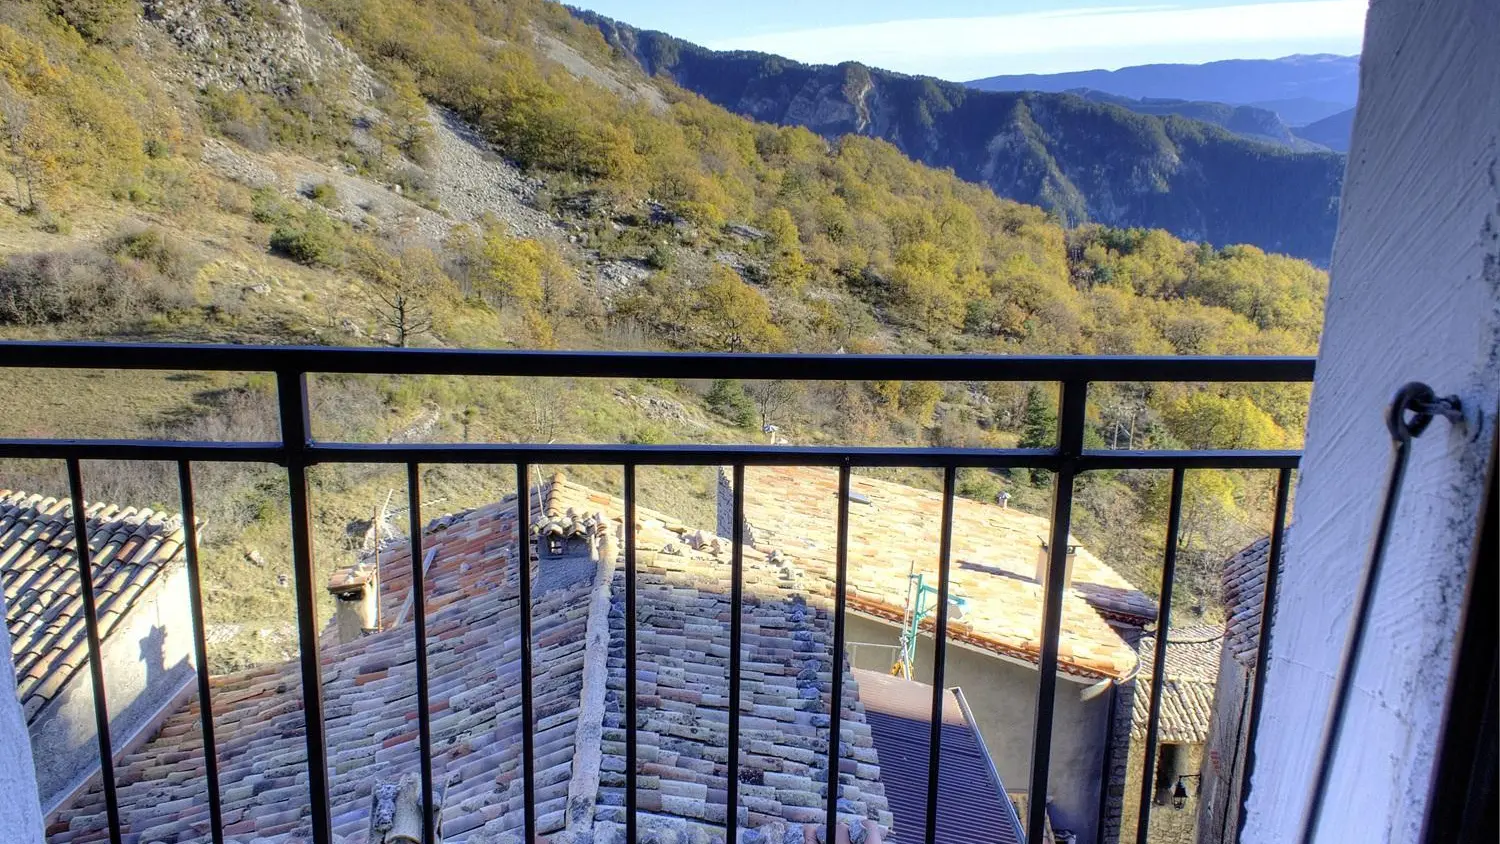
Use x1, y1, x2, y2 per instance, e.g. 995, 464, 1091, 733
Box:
0, 0, 1322, 666
576, 11, 1346, 263
1071, 91, 1327, 150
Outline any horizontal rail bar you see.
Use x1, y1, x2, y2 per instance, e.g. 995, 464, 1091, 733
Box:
3, 341, 1315, 382
0, 440, 1305, 470
1077, 449, 1304, 470
305, 443, 1301, 469
0, 439, 285, 462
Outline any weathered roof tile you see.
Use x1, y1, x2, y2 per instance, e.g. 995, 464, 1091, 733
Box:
49, 476, 901, 843
0, 489, 186, 723
1221, 532, 1286, 667
733, 467, 1147, 680
1130, 625, 1223, 744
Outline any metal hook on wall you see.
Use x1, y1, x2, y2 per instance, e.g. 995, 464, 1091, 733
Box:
1298, 382, 1473, 844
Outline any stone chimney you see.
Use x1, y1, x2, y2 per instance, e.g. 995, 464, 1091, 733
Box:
328, 562, 379, 645
1035, 537, 1077, 593
368, 772, 442, 844
597, 518, 620, 566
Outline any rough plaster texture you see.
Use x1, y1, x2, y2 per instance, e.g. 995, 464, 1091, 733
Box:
844, 613, 1111, 843
1242, 1, 1500, 841
32, 562, 197, 813
0, 592, 45, 842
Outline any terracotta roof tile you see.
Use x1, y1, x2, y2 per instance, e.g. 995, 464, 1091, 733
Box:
1221, 532, 1286, 668
1130, 626, 1223, 745
0, 490, 186, 723
733, 467, 1146, 680
50, 476, 896, 844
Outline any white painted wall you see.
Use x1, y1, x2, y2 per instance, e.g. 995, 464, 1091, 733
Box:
0, 592, 45, 843
1241, 1, 1500, 841
32, 561, 197, 813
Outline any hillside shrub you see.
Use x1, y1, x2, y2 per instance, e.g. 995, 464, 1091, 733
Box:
270, 210, 345, 267
0, 246, 191, 326
250, 187, 291, 223
309, 182, 339, 207
106, 224, 199, 283
51, 0, 133, 44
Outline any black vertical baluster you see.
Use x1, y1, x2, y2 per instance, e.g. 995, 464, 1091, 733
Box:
276, 370, 331, 844
624, 463, 638, 844
1028, 379, 1088, 841
1134, 468, 1187, 844
66, 459, 123, 844
1237, 467, 1292, 839
406, 463, 435, 844
177, 461, 224, 844
924, 465, 958, 844
726, 463, 745, 839
515, 463, 537, 842
825, 462, 853, 838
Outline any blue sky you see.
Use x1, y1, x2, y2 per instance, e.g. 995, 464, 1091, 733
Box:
571, 0, 1366, 80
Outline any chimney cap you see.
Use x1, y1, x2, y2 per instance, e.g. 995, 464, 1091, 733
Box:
328, 561, 377, 593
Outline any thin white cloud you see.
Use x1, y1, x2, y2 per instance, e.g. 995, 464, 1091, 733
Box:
706, 1, 1367, 78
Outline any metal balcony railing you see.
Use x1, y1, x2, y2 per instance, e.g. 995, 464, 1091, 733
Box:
0, 342, 1312, 844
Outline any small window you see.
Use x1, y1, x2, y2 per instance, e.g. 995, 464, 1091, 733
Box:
548, 537, 564, 555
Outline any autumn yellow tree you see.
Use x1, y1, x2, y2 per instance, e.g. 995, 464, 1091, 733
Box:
698, 265, 783, 352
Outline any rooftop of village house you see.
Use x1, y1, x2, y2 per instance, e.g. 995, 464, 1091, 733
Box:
47, 472, 1031, 844
1130, 626, 1224, 746
0, 490, 187, 723
31, 466, 1157, 842
726, 466, 1153, 680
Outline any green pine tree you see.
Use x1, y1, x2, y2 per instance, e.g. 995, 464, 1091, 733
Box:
1019, 385, 1057, 485
707, 379, 757, 428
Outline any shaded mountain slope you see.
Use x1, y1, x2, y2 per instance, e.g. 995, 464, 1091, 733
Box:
1071, 90, 1330, 150
1293, 107, 1356, 153
579, 12, 1345, 262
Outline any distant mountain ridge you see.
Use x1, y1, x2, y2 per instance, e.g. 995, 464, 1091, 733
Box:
578, 12, 1345, 262
967, 55, 1360, 126
1069, 90, 1330, 150
1292, 107, 1355, 152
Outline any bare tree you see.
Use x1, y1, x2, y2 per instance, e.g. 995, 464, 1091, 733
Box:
368, 282, 432, 348
520, 379, 567, 444
746, 380, 803, 431
353, 241, 448, 348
